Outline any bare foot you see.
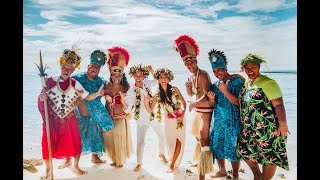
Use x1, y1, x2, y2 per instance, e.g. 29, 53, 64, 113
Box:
110, 162, 123, 167
57, 160, 72, 169
91, 155, 106, 163
40, 169, 51, 180
166, 165, 174, 173
134, 164, 142, 172
73, 167, 87, 175
159, 154, 168, 163
210, 171, 228, 178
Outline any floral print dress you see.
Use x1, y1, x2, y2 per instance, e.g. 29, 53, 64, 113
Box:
236, 75, 289, 170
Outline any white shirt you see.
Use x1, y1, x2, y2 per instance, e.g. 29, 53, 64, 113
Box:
124, 79, 158, 124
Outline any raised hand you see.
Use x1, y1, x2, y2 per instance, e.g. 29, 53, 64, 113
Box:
119, 91, 126, 103
39, 90, 48, 102
185, 78, 192, 89
217, 80, 229, 93
147, 65, 154, 74
207, 91, 215, 102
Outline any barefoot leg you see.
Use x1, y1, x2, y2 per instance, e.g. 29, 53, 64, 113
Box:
166, 164, 174, 173
91, 154, 106, 163
262, 165, 277, 180
73, 155, 87, 175
231, 161, 240, 180
57, 157, 72, 169
40, 160, 51, 180
167, 139, 182, 172
134, 164, 142, 172
210, 159, 227, 178
244, 159, 262, 180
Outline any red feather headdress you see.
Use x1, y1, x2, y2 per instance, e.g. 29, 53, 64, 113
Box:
174, 35, 199, 61
107, 46, 130, 72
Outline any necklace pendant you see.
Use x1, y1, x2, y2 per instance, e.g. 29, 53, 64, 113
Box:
192, 87, 198, 95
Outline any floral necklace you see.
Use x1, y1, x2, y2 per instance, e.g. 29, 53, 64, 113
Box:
134, 84, 155, 121
156, 88, 183, 128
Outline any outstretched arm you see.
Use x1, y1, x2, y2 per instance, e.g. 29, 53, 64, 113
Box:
84, 84, 105, 101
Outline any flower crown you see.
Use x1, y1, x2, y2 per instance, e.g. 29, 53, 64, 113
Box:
59, 49, 81, 69
129, 64, 150, 77
154, 68, 174, 81
240, 53, 267, 69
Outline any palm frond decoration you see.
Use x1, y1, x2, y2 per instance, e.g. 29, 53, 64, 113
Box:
35, 50, 50, 77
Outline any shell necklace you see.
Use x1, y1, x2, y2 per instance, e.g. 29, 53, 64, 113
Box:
191, 68, 199, 95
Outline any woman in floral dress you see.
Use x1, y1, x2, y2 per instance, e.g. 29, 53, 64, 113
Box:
236, 54, 289, 180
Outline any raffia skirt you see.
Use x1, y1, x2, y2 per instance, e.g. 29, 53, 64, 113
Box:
102, 113, 133, 166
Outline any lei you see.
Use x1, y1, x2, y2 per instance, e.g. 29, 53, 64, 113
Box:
156, 88, 184, 129
134, 84, 155, 121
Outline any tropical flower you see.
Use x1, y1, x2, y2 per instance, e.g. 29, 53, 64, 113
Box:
251, 91, 261, 98
258, 141, 269, 148
158, 88, 184, 129
269, 156, 276, 163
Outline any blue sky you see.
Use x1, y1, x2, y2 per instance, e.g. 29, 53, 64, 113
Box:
23, 0, 297, 75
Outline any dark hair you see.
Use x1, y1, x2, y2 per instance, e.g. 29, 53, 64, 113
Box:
158, 84, 173, 104
109, 73, 130, 90
208, 48, 227, 65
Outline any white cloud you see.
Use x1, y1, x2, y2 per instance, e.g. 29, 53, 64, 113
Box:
24, 0, 297, 76
236, 0, 286, 13
183, 2, 229, 19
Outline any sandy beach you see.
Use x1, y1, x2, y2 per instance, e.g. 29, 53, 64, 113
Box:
23, 119, 297, 180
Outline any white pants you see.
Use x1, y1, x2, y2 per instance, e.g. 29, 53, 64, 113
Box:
136, 121, 165, 164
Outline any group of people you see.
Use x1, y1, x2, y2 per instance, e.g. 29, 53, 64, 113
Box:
37, 35, 289, 180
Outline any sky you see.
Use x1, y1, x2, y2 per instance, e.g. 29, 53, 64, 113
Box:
23, 0, 297, 75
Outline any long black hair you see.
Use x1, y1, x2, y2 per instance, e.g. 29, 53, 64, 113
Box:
158, 83, 173, 104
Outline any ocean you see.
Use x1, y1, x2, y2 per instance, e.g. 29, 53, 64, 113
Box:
23, 70, 297, 179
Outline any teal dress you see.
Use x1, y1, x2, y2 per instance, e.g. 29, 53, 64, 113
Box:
236, 75, 289, 170
209, 76, 244, 162
72, 72, 114, 156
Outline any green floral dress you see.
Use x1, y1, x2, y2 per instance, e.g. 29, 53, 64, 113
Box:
236, 75, 289, 170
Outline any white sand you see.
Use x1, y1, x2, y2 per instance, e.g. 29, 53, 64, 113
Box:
23, 120, 297, 180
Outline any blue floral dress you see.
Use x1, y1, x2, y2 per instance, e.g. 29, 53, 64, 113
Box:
236, 75, 289, 170
72, 72, 114, 156
209, 76, 244, 162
